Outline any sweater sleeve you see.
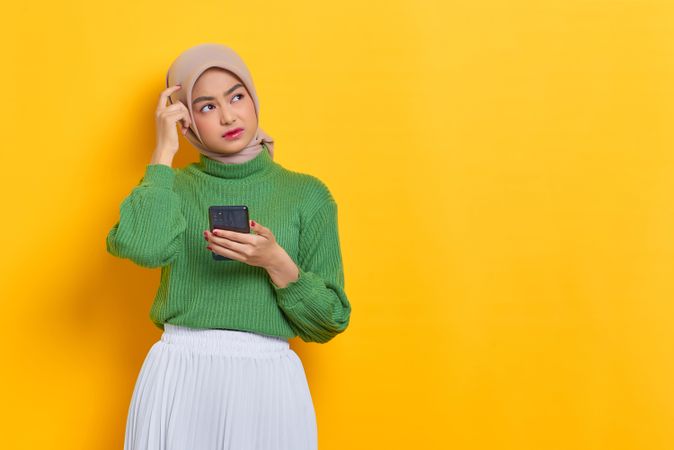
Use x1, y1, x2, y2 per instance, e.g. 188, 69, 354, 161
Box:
106, 164, 187, 269
271, 194, 352, 344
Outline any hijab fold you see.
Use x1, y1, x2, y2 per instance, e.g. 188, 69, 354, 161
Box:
165, 43, 274, 164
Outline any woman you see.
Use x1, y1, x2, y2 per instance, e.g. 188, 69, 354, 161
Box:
106, 42, 352, 450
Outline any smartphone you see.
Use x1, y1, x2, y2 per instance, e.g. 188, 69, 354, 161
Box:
208, 206, 250, 261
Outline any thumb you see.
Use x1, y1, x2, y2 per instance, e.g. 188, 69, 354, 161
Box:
250, 219, 267, 236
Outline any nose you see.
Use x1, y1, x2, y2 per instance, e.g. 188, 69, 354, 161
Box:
219, 106, 236, 125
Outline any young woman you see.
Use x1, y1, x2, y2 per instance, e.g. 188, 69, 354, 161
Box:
106, 43, 352, 450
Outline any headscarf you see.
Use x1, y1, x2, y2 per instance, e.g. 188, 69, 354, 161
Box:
165, 43, 274, 164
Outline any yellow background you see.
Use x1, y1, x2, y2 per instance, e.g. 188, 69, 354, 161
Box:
1, 0, 673, 448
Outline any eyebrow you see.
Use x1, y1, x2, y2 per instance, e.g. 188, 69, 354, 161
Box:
192, 83, 244, 105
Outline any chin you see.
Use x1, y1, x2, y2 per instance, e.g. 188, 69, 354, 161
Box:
205, 141, 242, 154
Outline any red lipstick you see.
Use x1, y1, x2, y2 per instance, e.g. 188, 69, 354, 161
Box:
222, 128, 244, 140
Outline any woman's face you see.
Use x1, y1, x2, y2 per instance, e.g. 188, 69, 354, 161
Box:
191, 67, 258, 155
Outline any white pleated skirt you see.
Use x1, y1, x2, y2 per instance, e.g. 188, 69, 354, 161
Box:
124, 323, 318, 450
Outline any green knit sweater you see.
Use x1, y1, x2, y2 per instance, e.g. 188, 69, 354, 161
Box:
106, 145, 351, 343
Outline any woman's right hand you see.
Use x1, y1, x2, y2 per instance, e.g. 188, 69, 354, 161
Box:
153, 84, 192, 159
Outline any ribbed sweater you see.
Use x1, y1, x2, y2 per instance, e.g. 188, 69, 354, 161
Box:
106, 145, 351, 343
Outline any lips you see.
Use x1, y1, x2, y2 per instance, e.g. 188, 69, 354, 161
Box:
223, 128, 244, 137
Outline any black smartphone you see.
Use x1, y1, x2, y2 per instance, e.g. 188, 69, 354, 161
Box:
208, 206, 250, 261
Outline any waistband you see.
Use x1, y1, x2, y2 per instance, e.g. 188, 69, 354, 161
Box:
160, 323, 290, 356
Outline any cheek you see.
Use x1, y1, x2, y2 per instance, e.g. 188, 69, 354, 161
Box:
244, 102, 258, 123
195, 115, 217, 134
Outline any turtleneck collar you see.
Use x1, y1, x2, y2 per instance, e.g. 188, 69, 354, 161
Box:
191, 144, 278, 182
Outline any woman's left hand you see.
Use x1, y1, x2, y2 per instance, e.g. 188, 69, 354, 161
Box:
204, 220, 281, 269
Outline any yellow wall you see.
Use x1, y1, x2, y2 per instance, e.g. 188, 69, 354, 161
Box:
1, 0, 673, 448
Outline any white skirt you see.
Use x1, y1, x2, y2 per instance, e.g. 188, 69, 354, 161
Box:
124, 323, 318, 450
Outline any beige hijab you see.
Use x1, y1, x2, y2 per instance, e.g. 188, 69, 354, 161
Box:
165, 43, 274, 164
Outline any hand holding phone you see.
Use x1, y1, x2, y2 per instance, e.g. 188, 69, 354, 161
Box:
208, 206, 250, 261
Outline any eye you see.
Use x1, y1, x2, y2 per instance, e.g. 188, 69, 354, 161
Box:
233, 93, 244, 102
200, 104, 215, 113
